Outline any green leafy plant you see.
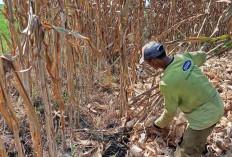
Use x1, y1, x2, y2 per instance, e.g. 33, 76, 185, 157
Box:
71, 144, 76, 157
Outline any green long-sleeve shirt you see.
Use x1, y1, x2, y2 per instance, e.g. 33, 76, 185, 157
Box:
155, 51, 224, 130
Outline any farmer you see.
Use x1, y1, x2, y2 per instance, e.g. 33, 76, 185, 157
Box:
140, 41, 224, 156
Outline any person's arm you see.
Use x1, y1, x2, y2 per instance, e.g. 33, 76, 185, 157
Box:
183, 51, 206, 67
155, 84, 178, 128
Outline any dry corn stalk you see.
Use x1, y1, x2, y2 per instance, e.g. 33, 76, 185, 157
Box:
10, 58, 43, 157
0, 57, 23, 157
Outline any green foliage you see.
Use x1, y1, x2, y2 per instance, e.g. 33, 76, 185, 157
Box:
217, 35, 230, 40
196, 35, 231, 43
71, 144, 76, 157
206, 35, 232, 54
191, 35, 232, 55
0, 5, 10, 53
144, 10, 148, 17
221, 39, 232, 50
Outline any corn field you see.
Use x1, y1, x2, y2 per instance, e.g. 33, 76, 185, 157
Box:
0, 0, 232, 156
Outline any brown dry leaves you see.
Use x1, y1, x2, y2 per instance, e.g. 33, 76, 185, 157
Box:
202, 51, 232, 156
126, 51, 232, 156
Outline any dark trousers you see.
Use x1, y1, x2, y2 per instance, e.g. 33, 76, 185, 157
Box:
174, 124, 215, 157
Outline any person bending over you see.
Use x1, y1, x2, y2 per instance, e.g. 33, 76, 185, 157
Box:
140, 41, 224, 157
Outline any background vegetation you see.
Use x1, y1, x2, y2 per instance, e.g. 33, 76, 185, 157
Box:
0, 4, 10, 53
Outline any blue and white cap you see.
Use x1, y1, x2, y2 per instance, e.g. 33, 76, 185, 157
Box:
140, 41, 165, 64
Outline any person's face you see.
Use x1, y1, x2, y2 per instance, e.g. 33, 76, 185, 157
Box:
145, 58, 160, 69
